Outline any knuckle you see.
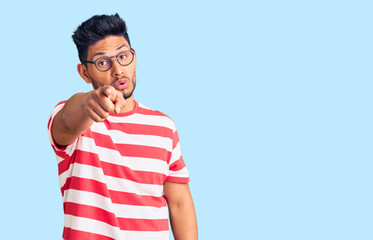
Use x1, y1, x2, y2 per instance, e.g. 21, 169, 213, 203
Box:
92, 89, 100, 96
103, 86, 113, 95
84, 103, 92, 113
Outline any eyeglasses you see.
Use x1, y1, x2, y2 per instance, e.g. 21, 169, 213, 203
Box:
82, 49, 135, 72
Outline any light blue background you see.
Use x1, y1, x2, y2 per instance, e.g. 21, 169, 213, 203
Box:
0, 1, 372, 239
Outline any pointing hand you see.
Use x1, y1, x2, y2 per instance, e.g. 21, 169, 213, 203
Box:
84, 85, 126, 122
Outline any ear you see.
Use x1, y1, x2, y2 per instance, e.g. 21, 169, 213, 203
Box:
77, 64, 91, 84
132, 48, 137, 69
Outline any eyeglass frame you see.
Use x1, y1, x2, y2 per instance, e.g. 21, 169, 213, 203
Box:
82, 49, 135, 72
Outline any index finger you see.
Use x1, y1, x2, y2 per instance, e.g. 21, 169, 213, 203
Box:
113, 90, 126, 114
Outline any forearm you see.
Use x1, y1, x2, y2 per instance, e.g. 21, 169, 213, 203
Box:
52, 86, 126, 147
61, 92, 94, 133
52, 92, 94, 146
168, 198, 198, 240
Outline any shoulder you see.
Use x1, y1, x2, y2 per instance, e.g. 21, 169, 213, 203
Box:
137, 102, 170, 118
135, 101, 177, 131
51, 100, 67, 113
48, 100, 67, 125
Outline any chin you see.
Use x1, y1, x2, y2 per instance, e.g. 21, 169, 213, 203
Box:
123, 89, 134, 99
123, 81, 136, 99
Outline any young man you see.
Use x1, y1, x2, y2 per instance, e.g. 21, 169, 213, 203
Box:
47, 14, 198, 240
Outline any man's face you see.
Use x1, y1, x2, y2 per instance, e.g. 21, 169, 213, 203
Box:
80, 35, 137, 99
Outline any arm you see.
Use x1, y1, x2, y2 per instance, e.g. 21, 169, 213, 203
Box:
164, 181, 198, 240
52, 86, 125, 147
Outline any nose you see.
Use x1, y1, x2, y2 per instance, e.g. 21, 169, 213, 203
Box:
111, 57, 124, 76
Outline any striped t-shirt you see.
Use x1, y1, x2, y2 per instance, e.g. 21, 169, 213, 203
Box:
47, 100, 189, 240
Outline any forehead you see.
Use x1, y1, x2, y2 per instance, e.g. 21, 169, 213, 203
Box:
87, 35, 130, 59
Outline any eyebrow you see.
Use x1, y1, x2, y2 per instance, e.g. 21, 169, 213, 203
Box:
91, 44, 128, 59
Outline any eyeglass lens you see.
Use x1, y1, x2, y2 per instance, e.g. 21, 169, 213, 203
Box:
96, 51, 133, 71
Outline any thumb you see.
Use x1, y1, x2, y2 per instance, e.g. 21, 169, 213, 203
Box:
113, 91, 126, 114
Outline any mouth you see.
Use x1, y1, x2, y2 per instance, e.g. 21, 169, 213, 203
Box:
113, 78, 129, 90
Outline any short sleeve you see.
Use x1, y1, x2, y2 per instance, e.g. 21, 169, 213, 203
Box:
166, 129, 190, 183
47, 101, 78, 156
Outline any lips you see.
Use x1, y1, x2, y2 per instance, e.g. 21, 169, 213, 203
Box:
114, 78, 129, 90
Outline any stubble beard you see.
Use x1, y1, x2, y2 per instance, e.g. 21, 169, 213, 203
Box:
123, 73, 136, 100
90, 71, 136, 100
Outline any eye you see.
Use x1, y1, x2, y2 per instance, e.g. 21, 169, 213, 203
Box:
98, 60, 107, 66
97, 58, 109, 66
118, 53, 128, 60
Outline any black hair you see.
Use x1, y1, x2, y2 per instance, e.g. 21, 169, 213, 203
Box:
72, 13, 131, 63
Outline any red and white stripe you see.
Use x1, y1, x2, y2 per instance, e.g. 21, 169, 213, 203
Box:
48, 101, 189, 240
